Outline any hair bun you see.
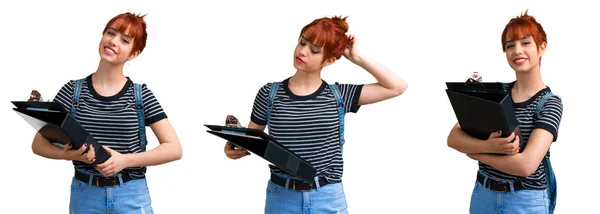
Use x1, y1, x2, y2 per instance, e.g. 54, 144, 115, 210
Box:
331, 16, 349, 33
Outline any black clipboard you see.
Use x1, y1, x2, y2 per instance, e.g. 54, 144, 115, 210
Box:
445, 82, 523, 152
205, 124, 317, 184
12, 101, 111, 164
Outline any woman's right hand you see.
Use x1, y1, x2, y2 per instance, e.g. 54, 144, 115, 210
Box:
224, 142, 250, 159
63, 143, 96, 164
486, 131, 520, 155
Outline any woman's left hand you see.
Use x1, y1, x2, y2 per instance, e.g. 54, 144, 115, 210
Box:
95, 146, 129, 177
343, 34, 362, 64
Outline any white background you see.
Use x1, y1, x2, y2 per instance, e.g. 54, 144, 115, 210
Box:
1, 0, 598, 213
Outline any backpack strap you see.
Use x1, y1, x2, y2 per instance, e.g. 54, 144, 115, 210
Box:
328, 84, 346, 151
133, 83, 148, 152
71, 79, 84, 119
534, 91, 557, 213
266, 82, 280, 128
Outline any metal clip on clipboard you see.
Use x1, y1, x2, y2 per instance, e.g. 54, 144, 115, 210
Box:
466, 72, 482, 83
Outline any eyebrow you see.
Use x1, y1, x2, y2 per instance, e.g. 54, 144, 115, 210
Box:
107, 27, 132, 40
506, 36, 532, 43
300, 36, 323, 50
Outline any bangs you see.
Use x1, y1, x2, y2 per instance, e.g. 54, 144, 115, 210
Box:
106, 17, 143, 41
503, 23, 536, 44
301, 24, 333, 49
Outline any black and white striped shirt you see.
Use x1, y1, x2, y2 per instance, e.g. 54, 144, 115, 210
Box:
251, 78, 363, 183
53, 74, 167, 179
479, 82, 563, 189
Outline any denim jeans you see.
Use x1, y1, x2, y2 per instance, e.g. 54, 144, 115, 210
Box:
470, 171, 549, 214
69, 170, 153, 214
264, 174, 348, 214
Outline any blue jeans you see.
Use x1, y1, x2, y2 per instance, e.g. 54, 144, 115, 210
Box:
69, 170, 153, 214
470, 171, 550, 214
264, 177, 348, 214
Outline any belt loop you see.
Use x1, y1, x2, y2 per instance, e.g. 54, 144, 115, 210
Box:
483, 177, 488, 187
509, 181, 515, 194
314, 176, 321, 190
87, 174, 94, 185
285, 177, 291, 189
117, 173, 124, 187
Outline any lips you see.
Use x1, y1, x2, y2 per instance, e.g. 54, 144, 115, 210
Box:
104, 46, 117, 55
513, 57, 527, 65
295, 56, 304, 64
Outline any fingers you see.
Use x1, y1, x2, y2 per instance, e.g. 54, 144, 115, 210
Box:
64, 143, 73, 151
488, 130, 502, 140
227, 152, 250, 160
85, 144, 96, 164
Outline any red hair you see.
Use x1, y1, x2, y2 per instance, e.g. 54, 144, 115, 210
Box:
300, 16, 349, 61
501, 10, 547, 52
103, 12, 148, 56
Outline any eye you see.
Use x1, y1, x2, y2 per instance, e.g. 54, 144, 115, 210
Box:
311, 49, 320, 54
122, 39, 130, 44
107, 30, 115, 36
299, 40, 306, 46
505, 44, 514, 49
523, 41, 531, 45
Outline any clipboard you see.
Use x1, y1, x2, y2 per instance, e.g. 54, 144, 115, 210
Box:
445, 73, 523, 152
205, 124, 317, 184
12, 101, 111, 164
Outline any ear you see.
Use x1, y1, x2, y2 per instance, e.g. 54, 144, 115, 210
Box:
538, 42, 547, 57
128, 50, 141, 61
322, 57, 336, 67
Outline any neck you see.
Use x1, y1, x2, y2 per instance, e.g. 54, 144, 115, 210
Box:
288, 69, 322, 95
513, 65, 545, 97
93, 60, 127, 86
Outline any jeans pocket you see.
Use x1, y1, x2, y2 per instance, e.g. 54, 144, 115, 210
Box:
124, 178, 150, 194
514, 189, 546, 205
70, 177, 86, 193
266, 181, 282, 196
322, 183, 346, 198
472, 181, 483, 195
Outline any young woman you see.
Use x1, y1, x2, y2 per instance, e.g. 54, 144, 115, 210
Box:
224, 16, 408, 213
447, 11, 563, 214
31, 12, 182, 213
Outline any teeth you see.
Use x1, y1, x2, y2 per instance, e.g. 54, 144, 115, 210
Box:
105, 47, 116, 54
514, 58, 526, 63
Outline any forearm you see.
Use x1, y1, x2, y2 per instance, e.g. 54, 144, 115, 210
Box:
354, 55, 407, 95
31, 133, 67, 160
124, 142, 182, 168
472, 154, 533, 177
447, 125, 491, 154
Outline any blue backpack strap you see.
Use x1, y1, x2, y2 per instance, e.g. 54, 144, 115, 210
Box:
133, 83, 148, 152
71, 79, 84, 119
329, 84, 345, 151
534, 91, 557, 213
266, 82, 280, 128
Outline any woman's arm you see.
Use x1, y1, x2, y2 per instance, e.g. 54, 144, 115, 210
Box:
31, 133, 96, 163
95, 118, 182, 176
448, 123, 520, 155
343, 35, 408, 106
468, 128, 553, 177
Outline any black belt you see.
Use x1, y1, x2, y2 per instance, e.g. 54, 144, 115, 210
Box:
270, 173, 331, 191
477, 172, 525, 193
74, 170, 134, 187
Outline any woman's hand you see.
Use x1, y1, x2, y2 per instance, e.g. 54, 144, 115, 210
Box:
63, 143, 96, 164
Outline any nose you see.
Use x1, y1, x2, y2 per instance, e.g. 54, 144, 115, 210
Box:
109, 36, 119, 47
513, 43, 523, 56
299, 45, 308, 57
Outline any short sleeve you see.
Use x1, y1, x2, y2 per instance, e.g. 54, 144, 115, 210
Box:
141, 84, 168, 125
334, 83, 363, 113
53, 80, 75, 112
534, 95, 563, 142
250, 83, 272, 126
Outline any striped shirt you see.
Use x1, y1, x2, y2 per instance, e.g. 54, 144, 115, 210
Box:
251, 78, 363, 183
479, 82, 563, 189
53, 74, 167, 179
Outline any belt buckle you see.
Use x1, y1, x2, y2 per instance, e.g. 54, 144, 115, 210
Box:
486, 179, 507, 193
95, 176, 118, 187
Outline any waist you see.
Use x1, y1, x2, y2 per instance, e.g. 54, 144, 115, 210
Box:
74, 168, 142, 187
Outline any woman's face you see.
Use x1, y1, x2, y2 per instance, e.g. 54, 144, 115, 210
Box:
504, 36, 545, 73
293, 37, 333, 72
98, 26, 137, 64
